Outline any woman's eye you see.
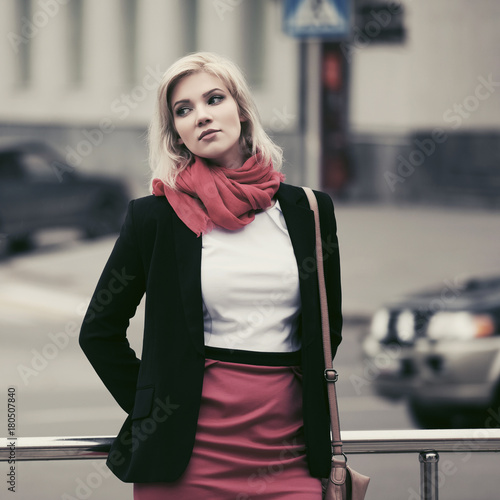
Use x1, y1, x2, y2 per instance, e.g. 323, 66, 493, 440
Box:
175, 106, 190, 117
208, 95, 224, 105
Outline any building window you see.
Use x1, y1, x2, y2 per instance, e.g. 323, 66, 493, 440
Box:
16, 0, 32, 86
123, 0, 138, 84
354, 0, 406, 44
181, 0, 198, 54
241, 0, 266, 88
67, 0, 83, 86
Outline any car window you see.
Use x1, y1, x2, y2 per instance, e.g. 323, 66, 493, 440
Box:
0, 153, 25, 180
19, 153, 62, 183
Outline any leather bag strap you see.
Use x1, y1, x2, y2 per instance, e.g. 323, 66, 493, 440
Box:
302, 187, 343, 457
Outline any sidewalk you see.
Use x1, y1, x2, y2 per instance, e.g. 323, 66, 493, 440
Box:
2, 203, 499, 322
334, 202, 500, 318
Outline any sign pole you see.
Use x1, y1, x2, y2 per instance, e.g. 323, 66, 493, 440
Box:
283, 0, 351, 190
304, 40, 322, 190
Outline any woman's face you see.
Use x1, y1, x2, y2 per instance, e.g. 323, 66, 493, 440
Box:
171, 71, 246, 168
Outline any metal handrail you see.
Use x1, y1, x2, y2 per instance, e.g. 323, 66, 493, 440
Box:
2, 429, 500, 499
3, 429, 500, 461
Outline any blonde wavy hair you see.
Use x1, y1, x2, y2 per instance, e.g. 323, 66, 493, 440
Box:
148, 52, 283, 190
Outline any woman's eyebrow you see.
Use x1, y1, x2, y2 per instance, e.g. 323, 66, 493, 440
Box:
173, 88, 225, 108
202, 87, 225, 97
173, 98, 190, 108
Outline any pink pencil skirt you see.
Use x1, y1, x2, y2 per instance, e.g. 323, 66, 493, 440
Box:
134, 348, 322, 499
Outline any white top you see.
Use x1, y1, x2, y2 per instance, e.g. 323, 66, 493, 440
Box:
201, 200, 302, 353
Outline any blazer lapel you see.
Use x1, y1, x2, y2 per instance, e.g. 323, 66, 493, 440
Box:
172, 213, 205, 356
277, 184, 320, 348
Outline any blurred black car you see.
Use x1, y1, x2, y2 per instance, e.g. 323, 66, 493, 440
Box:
362, 276, 500, 428
0, 140, 130, 257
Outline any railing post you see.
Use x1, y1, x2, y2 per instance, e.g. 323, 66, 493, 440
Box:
419, 451, 439, 500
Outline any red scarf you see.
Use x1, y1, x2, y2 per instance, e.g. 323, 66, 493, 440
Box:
152, 154, 284, 237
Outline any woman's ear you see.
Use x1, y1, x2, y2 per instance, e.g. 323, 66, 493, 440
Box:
177, 135, 184, 145
239, 109, 248, 123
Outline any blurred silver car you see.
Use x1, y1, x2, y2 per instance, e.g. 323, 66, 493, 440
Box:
363, 276, 500, 428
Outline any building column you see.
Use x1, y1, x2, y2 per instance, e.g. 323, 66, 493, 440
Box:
197, 0, 245, 66
136, 0, 184, 75
29, 0, 68, 92
81, 0, 128, 92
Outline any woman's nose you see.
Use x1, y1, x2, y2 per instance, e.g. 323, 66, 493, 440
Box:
196, 106, 212, 126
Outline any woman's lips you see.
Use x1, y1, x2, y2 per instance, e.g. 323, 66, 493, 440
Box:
198, 129, 220, 140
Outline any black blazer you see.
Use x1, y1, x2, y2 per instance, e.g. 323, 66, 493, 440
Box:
79, 182, 342, 483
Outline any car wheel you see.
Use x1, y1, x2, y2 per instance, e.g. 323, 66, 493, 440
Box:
453, 410, 496, 429
479, 389, 500, 428
408, 399, 453, 429
83, 195, 126, 239
0, 232, 9, 260
10, 234, 34, 253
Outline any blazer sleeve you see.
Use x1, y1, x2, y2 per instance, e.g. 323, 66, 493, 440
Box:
79, 200, 146, 414
314, 190, 343, 360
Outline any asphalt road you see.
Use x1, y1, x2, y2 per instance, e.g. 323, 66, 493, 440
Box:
1, 230, 500, 499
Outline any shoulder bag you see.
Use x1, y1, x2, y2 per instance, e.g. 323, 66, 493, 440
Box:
302, 187, 370, 500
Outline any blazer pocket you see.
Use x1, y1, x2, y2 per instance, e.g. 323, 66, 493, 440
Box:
131, 385, 154, 420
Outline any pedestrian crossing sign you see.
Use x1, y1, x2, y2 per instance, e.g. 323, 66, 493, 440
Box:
283, 0, 351, 39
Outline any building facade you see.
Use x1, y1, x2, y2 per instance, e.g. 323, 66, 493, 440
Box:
1, 0, 499, 205
0, 0, 302, 195
348, 0, 500, 206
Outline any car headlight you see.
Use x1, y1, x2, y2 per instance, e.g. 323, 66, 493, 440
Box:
427, 311, 496, 340
370, 308, 390, 340
396, 309, 415, 343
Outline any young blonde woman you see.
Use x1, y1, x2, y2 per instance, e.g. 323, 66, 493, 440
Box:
79, 52, 342, 499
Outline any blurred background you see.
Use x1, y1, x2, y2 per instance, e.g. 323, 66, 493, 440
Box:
1, 0, 500, 498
